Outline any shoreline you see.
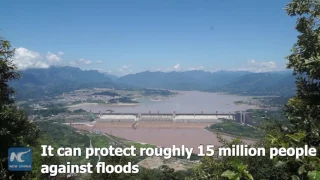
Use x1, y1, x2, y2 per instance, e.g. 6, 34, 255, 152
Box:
68, 102, 99, 107
234, 102, 260, 109
204, 128, 259, 142
107, 103, 139, 106
68, 102, 139, 108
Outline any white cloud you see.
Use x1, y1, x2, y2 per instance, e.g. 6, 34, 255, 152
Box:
234, 59, 277, 72
46, 51, 62, 63
97, 60, 103, 64
69, 58, 92, 66
173, 64, 180, 70
119, 65, 129, 71
186, 66, 204, 71
12, 48, 66, 69
148, 60, 277, 74
69, 58, 98, 66
13, 47, 49, 69
248, 59, 276, 69
150, 64, 181, 72
150, 67, 163, 72
150, 65, 210, 72
69, 61, 77, 66
78, 58, 92, 65
58, 51, 64, 55
118, 65, 132, 75
149, 67, 172, 72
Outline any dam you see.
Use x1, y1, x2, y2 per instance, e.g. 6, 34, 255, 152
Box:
68, 109, 251, 154
69, 110, 253, 154
95, 111, 246, 124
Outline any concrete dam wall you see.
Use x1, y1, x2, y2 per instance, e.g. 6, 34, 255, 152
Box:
96, 112, 242, 123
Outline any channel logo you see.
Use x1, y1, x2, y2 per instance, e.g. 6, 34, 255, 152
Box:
8, 147, 32, 171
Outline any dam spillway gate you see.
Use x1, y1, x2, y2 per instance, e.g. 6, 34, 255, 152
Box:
94, 112, 246, 129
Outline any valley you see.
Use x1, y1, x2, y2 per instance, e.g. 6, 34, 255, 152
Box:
11, 66, 296, 101
25, 88, 277, 156
2, 1, 318, 178
13, 66, 291, 177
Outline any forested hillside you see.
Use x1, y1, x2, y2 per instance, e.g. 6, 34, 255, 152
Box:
117, 70, 250, 90
12, 67, 297, 101
10, 66, 118, 100
209, 72, 296, 96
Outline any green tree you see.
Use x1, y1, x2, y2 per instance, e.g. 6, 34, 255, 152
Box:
192, 0, 320, 179
190, 135, 287, 180
269, 0, 320, 178
89, 155, 136, 180
0, 36, 20, 104
0, 36, 40, 179
284, 0, 320, 147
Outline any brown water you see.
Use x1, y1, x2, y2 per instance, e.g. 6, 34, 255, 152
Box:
73, 122, 255, 154
70, 91, 257, 153
69, 91, 257, 114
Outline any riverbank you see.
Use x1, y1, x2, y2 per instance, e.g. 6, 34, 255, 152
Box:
68, 102, 139, 108
204, 127, 260, 142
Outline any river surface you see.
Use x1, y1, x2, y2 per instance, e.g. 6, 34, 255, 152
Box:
70, 91, 258, 153
69, 91, 257, 113
74, 123, 256, 154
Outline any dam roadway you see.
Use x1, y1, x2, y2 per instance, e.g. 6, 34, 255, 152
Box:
95, 111, 246, 123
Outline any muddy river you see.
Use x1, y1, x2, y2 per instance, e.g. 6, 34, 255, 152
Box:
70, 91, 257, 153
73, 122, 256, 154
69, 91, 257, 114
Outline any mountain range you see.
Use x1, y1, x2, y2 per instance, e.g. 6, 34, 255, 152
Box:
10, 66, 116, 100
115, 70, 249, 90
115, 70, 296, 96
10, 66, 296, 100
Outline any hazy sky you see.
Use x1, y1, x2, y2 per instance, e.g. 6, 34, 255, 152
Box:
1, 0, 297, 76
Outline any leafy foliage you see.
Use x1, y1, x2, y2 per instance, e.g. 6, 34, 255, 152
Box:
190, 135, 288, 180
276, 0, 320, 178
193, 1, 320, 179
210, 121, 264, 139
189, 1, 320, 179
0, 36, 20, 104
108, 97, 139, 104
0, 36, 40, 179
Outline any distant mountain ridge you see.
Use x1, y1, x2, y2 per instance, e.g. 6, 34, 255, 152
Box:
116, 70, 296, 95
11, 66, 115, 100
116, 70, 249, 90
11, 66, 296, 100
21, 66, 112, 84
209, 72, 296, 96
